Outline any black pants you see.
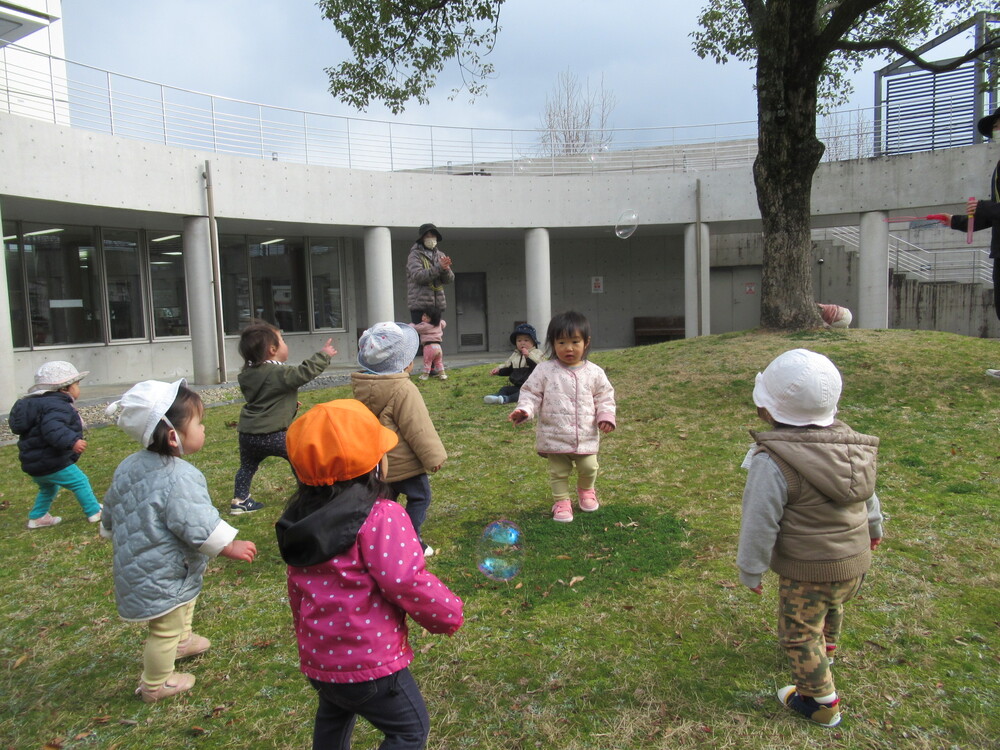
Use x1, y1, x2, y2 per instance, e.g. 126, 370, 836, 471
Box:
389, 474, 431, 547
309, 668, 429, 749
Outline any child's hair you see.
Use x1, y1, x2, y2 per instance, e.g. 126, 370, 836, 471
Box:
545, 311, 592, 359
423, 308, 442, 326
147, 386, 204, 457
285, 471, 392, 518
239, 319, 281, 368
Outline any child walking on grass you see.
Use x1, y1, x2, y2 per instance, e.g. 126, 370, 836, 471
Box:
412, 308, 448, 380
276, 399, 463, 750
509, 311, 616, 523
737, 349, 884, 728
9, 361, 103, 529
232, 320, 337, 515
102, 380, 257, 703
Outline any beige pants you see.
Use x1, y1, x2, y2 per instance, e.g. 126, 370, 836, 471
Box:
546, 453, 599, 501
142, 598, 197, 687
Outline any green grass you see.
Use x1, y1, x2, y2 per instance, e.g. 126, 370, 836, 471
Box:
2, 328, 999, 749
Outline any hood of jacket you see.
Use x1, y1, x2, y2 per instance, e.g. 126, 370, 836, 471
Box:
275, 483, 376, 567
751, 420, 878, 504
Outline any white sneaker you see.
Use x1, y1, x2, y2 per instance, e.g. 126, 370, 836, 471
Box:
418, 373, 429, 381
27, 513, 62, 529
483, 395, 503, 404
986, 369, 1000, 379
88, 504, 103, 523
423, 545, 435, 558
436, 372, 448, 380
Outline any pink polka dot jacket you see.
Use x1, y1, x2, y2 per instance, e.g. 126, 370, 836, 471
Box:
283, 498, 463, 683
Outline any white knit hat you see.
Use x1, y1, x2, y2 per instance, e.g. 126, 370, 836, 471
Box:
357, 322, 419, 374
29, 361, 89, 393
106, 379, 186, 447
752, 349, 842, 427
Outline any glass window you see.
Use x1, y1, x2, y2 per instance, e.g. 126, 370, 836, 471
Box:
310, 238, 344, 329
220, 234, 251, 335
24, 224, 102, 346
104, 229, 145, 340
3, 221, 29, 348
250, 237, 308, 332
149, 232, 189, 337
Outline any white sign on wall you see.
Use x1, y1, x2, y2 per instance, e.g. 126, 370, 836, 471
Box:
592, 276, 604, 294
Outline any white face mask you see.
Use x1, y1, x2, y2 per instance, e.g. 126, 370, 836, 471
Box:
423, 238, 438, 250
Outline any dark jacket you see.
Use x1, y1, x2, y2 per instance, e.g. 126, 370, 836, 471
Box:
950, 160, 1000, 258
9, 391, 84, 476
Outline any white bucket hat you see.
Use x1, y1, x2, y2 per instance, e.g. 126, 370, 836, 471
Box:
357, 322, 419, 374
106, 379, 186, 447
29, 361, 89, 393
752, 349, 842, 427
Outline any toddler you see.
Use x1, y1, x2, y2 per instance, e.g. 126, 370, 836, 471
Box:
412, 308, 447, 380
9, 361, 102, 528
276, 399, 463, 749
352, 322, 447, 556
232, 320, 337, 514
509, 311, 616, 522
102, 380, 257, 702
484, 322, 546, 404
737, 348, 884, 728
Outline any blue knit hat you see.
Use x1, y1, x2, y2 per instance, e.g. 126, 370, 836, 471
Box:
510, 323, 538, 347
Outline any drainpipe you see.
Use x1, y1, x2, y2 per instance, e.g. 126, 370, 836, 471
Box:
203, 160, 228, 383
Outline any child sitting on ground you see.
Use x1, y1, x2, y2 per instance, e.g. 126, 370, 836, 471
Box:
102, 380, 257, 702
352, 322, 447, 556
232, 320, 337, 515
276, 399, 463, 749
412, 309, 447, 380
9, 361, 103, 528
484, 322, 546, 404
737, 348, 884, 728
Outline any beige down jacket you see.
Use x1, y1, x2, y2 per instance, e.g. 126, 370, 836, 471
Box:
351, 372, 447, 482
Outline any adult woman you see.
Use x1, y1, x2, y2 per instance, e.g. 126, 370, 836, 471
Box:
405, 223, 454, 324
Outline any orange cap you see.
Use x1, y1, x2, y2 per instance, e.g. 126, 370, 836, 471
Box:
287, 399, 398, 486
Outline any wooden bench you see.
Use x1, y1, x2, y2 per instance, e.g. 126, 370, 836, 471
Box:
633, 316, 685, 345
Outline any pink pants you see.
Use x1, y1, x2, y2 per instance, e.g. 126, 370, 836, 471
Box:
422, 343, 443, 374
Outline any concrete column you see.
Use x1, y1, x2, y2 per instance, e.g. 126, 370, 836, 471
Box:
182, 216, 219, 384
684, 222, 711, 337
0, 201, 16, 407
858, 211, 889, 329
363, 227, 394, 324
524, 228, 551, 331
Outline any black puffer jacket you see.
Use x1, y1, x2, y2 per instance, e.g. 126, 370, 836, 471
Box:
8, 391, 83, 476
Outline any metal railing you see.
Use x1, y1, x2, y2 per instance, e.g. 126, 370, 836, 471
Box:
0, 44, 883, 175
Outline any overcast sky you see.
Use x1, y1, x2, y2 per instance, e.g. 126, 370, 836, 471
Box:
61, 0, 888, 133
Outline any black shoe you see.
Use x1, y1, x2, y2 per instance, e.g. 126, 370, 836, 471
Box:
777, 685, 841, 727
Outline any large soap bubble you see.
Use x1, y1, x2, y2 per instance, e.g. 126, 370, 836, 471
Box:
477, 520, 524, 582
615, 209, 639, 239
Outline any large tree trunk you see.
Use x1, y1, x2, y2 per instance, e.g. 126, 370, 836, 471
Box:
753, 1, 826, 329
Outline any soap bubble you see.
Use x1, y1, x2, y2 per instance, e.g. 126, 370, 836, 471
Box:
477, 520, 524, 582
615, 209, 638, 239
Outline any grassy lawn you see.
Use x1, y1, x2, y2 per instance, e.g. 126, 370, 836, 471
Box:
1, 328, 998, 749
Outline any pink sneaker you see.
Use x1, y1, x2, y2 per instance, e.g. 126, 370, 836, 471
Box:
551, 499, 573, 522
578, 489, 600, 512
175, 632, 211, 660
27, 513, 62, 529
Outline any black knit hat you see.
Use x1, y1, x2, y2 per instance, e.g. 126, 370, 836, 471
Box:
417, 223, 443, 242
510, 323, 539, 347
978, 107, 1000, 139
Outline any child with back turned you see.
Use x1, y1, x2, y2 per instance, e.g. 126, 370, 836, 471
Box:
412, 308, 448, 380
509, 311, 616, 523
232, 320, 337, 514
276, 399, 463, 750
9, 361, 102, 528
737, 349, 884, 728
102, 380, 257, 702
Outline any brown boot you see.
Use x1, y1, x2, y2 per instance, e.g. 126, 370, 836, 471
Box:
175, 633, 211, 660
136, 672, 196, 703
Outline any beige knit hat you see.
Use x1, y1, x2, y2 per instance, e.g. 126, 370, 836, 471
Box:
28, 361, 89, 393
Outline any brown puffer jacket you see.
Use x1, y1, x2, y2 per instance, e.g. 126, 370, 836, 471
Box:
350, 372, 447, 482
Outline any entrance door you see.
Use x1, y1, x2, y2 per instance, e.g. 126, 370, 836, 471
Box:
453, 272, 487, 352
710, 266, 762, 333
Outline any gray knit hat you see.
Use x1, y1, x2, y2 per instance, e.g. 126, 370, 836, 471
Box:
357, 322, 419, 374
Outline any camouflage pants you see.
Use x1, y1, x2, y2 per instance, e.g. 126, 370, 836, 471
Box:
777, 575, 865, 697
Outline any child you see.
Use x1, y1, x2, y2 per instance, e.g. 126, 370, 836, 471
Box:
102, 379, 257, 702
412, 308, 448, 380
484, 322, 546, 404
509, 311, 616, 523
351, 322, 447, 556
736, 348, 884, 728
276, 399, 463, 750
816, 303, 853, 329
232, 320, 337, 514
9, 361, 102, 528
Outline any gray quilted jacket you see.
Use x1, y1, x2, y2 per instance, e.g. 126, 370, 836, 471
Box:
101, 450, 238, 621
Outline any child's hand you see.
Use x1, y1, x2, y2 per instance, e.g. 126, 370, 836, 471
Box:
518, 344, 530, 355
490, 367, 500, 375
430, 463, 443, 473
321, 338, 338, 358
509, 409, 529, 425
221, 540, 257, 562
598, 421, 615, 434
73, 439, 87, 454
870, 537, 882, 551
